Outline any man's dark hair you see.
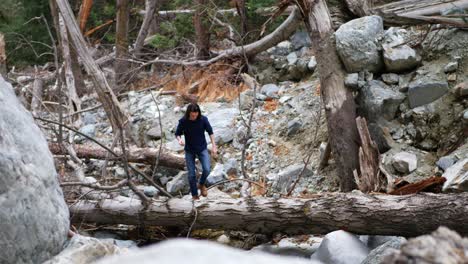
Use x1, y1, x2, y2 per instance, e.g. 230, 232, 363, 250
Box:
184, 103, 202, 120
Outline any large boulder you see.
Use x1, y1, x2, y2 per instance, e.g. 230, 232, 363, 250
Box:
0, 76, 70, 263
311, 230, 370, 264
357, 80, 406, 122
408, 77, 449, 108
335, 16, 384, 73
272, 164, 313, 193
96, 239, 321, 264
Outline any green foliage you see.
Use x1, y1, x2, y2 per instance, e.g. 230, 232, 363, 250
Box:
0, 0, 53, 67
246, 0, 277, 11
149, 34, 178, 49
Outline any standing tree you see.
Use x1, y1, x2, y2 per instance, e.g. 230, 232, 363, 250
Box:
234, 0, 248, 38
115, 0, 130, 90
194, 0, 210, 59
296, 0, 360, 191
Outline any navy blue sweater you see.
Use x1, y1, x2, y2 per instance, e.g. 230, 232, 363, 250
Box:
175, 115, 213, 153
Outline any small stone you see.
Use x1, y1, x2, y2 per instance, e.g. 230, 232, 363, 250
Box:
287, 52, 298, 65
447, 73, 457, 82
115, 167, 126, 178
217, 234, 230, 244
454, 82, 468, 98
268, 140, 277, 147
308, 57, 317, 71
444, 61, 458, 73
463, 110, 468, 121
381, 73, 399, 85
442, 158, 468, 192
392, 152, 417, 174
79, 124, 96, 137
287, 118, 302, 137
345, 73, 359, 90
436, 156, 457, 171
260, 84, 280, 98
146, 126, 162, 140
143, 186, 158, 197
279, 95, 292, 104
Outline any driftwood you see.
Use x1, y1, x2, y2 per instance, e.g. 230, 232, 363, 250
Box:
389, 176, 446, 195
371, 0, 468, 26
49, 143, 185, 170
55, 0, 129, 133
69, 192, 468, 237
354, 117, 383, 193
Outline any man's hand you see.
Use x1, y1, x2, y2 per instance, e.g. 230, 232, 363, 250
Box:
211, 145, 218, 158
177, 137, 184, 146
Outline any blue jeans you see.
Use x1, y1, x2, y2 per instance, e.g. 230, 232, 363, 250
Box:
185, 149, 211, 196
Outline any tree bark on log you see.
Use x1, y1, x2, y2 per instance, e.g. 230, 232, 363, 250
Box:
55, 0, 129, 133
69, 192, 468, 237
297, 0, 360, 191
49, 143, 185, 169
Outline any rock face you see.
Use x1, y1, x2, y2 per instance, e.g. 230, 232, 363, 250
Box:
96, 239, 320, 264
442, 158, 468, 192
358, 80, 406, 122
408, 78, 449, 108
311, 230, 370, 264
335, 16, 384, 73
0, 76, 69, 263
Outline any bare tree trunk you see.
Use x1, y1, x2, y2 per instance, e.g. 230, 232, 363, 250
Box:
297, 0, 360, 191
194, 0, 210, 59
31, 71, 44, 114
69, 192, 468, 237
0, 33, 6, 77
59, 14, 82, 114
235, 0, 248, 38
115, 0, 130, 90
55, 0, 129, 133
134, 0, 158, 57
49, 143, 185, 169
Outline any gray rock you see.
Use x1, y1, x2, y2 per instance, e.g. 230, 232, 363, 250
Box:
464, 109, 468, 121
311, 230, 370, 264
0, 76, 69, 263
82, 112, 97, 125
224, 158, 238, 176
165, 139, 185, 152
268, 40, 293, 56
444, 61, 458, 73
392, 152, 417, 174
96, 238, 319, 264
166, 171, 190, 195
442, 158, 468, 192
206, 108, 238, 145
287, 118, 302, 137
287, 52, 298, 65
383, 45, 421, 73
146, 125, 162, 140
358, 80, 406, 122
454, 82, 468, 98
436, 156, 458, 171
252, 236, 323, 258
408, 78, 449, 108
381, 73, 399, 85
290, 31, 311, 50
256, 93, 267, 101
206, 163, 227, 186
79, 124, 96, 137
335, 16, 384, 73
308, 56, 317, 72
273, 164, 312, 193
360, 235, 404, 250
345, 73, 359, 89
361, 237, 406, 264
43, 235, 120, 264
143, 186, 159, 197
261, 84, 280, 98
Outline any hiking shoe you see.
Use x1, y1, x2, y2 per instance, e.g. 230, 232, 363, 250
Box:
192, 195, 200, 200
198, 184, 208, 197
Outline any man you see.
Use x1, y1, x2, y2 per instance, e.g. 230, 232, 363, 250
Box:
175, 103, 217, 200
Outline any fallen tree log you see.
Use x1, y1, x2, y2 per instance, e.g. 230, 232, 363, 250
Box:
49, 143, 185, 170
69, 192, 468, 237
